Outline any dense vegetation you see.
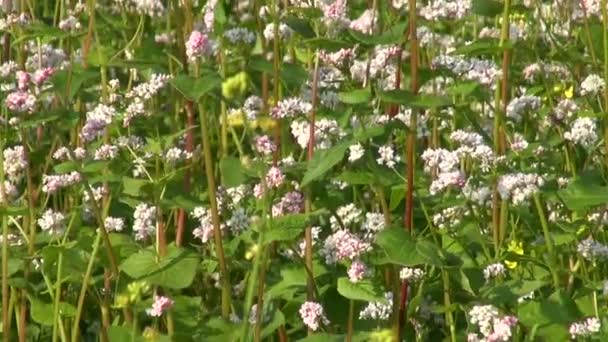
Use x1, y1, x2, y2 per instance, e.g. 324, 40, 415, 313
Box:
2, 0, 608, 341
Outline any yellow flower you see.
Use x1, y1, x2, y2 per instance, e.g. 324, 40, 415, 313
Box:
564, 86, 574, 99
113, 294, 130, 309
222, 72, 249, 100
505, 240, 524, 269
245, 244, 259, 260
369, 329, 394, 342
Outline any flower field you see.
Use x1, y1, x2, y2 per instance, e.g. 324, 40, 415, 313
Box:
2, 0, 608, 341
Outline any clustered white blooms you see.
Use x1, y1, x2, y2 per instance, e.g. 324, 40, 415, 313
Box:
580, 74, 605, 96
330, 203, 362, 230
3, 145, 28, 182
0, 181, 18, 204
467, 305, 518, 342
483, 263, 507, 282
376, 145, 400, 168
94, 144, 119, 161
53, 146, 86, 161
577, 238, 608, 260
506, 95, 541, 122
569, 317, 601, 340
290, 118, 345, 150
164, 147, 192, 165
272, 97, 312, 119
432, 55, 502, 87
224, 27, 256, 45
432, 206, 469, 229
42, 172, 82, 194
399, 267, 426, 282
497, 173, 544, 205
104, 217, 125, 232
359, 292, 393, 320
37, 209, 66, 235
348, 143, 365, 162
133, 203, 157, 240
564, 117, 598, 148
81, 104, 116, 142
263, 23, 293, 42
420, 0, 472, 20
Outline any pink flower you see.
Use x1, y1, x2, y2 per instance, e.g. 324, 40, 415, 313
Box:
33, 68, 54, 85
5, 91, 36, 113
186, 30, 212, 61
255, 135, 277, 156
347, 260, 367, 283
16, 70, 29, 90
146, 295, 174, 317
272, 191, 304, 216
265, 166, 285, 188
299, 301, 329, 331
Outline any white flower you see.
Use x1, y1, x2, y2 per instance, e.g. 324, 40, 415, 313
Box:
564, 117, 598, 148
377, 145, 400, 168
580, 74, 605, 96
399, 267, 425, 282
348, 143, 365, 162
483, 262, 506, 281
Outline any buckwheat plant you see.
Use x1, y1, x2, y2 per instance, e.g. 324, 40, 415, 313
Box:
4, 0, 608, 341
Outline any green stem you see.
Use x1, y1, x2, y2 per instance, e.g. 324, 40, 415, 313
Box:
242, 172, 270, 341
71, 231, 103, 342
346, 300, 354, 342
601, 0, 608, 167
199, 101, 231, 319
1, 138, 10, 342
532, 193, 560, 289
442, 270, 457, 342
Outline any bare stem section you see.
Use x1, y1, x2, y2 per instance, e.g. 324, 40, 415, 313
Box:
199, 102, 232, 319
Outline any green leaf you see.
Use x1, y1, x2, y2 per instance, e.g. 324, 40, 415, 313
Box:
301, 141, 350, 186
415, 240, 444, 266
378, 90, 452, 108
558, 175, 608, 211
107, 326, 133, 342
53, 161, 79, 173
29, 298, 54, 325
378, 90, 415, 105
172, 296, 202, 330
472, 0, 504, 17
338, 170, 374, 185
262, 213, 310, 244
389, 186, 405, 210
337, 277, 387, 303
339, 88, 372, 105
120, 245, 200, 289
29, 298, 76, 326
375, 228, 425, 266
219, 157, 245, 187
170, 74, 222, 101
304, 38, 351, 52
453, 39, 510, 57
297, 334, 344, 342
283, 17, 316, 39
122, 177, 152, 197
518, 290, 581, 341
261, 310, 286, 339
281, 63, 309, 89
51, 69, 98, 102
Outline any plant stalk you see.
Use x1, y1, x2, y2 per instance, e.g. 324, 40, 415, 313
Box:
199, 101, 232, 319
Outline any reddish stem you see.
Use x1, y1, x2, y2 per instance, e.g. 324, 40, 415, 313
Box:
398, 0, 419, 338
